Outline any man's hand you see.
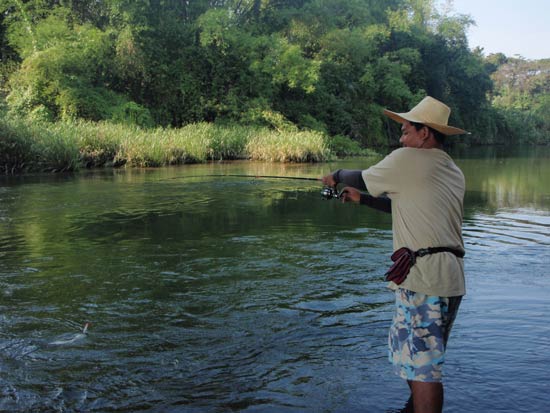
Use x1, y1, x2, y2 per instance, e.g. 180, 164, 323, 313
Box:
339, 187, 361, 203
321, 173, 337, 187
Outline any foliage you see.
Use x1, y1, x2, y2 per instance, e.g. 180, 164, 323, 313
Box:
0, 0, 548, 152
0, 115, 80, 172
327, 134, 377, 157
485, 56, 550, 144
490, 58, 550, 110
0, 115, 333, 172
0, 115, 33, 173
246, 129, 330, 162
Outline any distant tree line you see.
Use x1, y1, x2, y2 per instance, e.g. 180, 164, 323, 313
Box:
0, 0, 548, 146
482, 54, 550, 144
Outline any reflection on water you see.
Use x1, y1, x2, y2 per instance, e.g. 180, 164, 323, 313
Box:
0, 147, 549, 412
464, 210, 550, 248
455, 146, 550, 211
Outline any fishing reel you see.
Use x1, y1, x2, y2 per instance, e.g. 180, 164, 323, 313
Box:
321, 186, 340, 200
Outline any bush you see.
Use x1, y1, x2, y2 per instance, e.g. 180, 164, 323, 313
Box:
327, 134, 377, 157
111, 101, 154, 128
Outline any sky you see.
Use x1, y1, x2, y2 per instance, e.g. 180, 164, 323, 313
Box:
448, 0, 550, 60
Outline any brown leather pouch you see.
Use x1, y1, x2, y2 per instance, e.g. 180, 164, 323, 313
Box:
385, 247, 416, 285
385, 246, 465, 285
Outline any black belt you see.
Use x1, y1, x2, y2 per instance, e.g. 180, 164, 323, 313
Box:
385, 246, 465, 285
414, 247, 465, 262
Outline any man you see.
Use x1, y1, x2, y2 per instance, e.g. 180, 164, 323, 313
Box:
322, 96, 467, 413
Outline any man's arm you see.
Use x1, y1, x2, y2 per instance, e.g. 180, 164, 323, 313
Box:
359, 193, 391, 213
322, 170, 392, 214
332, 169, 367, 190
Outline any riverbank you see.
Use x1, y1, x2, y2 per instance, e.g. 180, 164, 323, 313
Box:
0, 117, 375, 174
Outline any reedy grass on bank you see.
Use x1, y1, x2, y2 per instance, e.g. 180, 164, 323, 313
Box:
0, 117, 339, 173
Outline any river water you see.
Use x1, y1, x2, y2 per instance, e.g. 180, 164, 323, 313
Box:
0, 147, 549, 412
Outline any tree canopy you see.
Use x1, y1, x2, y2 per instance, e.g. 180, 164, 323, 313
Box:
0, 0, 547, 145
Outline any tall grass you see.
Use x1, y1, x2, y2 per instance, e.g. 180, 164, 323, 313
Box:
0, 117, 338, 173
246, 129, 330, 162
0, 117, 81, 173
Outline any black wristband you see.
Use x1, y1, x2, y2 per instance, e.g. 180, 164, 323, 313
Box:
359, 193, 391, 213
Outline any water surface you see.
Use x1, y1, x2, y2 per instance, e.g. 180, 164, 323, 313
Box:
1, 147, 549, 412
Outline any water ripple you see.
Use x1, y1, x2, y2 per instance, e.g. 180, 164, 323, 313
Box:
464, 209, 550, 248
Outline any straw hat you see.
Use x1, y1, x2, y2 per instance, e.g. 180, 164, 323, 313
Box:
383, 96, 468, 135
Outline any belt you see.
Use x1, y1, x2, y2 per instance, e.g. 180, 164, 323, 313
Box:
385, 246, 465, 285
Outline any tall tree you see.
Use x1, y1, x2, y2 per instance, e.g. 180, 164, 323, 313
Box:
3, 0, 540, 144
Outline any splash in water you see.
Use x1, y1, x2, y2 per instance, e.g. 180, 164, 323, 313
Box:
49, 323, 90, 346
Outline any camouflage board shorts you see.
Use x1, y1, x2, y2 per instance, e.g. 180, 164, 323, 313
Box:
388, 288, 462, 382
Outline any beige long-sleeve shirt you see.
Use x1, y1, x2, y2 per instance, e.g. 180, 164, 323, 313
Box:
363, 147, 466, 297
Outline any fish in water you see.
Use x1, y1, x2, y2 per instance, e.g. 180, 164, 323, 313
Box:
49, 323, 90, 346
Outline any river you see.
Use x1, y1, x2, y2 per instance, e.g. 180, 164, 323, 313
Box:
1, 146, 549, 412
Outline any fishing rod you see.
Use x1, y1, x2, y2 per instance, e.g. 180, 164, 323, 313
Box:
167, 174, 341, 199
199, 174, 321, 182
165, 173, 321, 182
218, 174, 342, 200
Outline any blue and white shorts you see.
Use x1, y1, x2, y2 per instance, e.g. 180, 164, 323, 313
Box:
388, 288, 462, 382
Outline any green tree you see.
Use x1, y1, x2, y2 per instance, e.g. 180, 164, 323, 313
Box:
1, 0, 544, 145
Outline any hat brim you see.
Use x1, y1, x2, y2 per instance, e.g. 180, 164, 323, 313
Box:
383, 109, 468, 136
